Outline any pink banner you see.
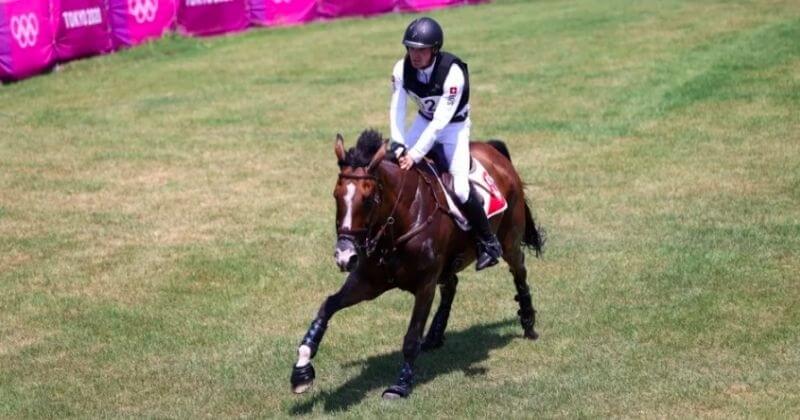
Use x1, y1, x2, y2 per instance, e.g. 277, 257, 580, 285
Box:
107, 0, 176, 48
248, 0, 316, 27
395, 0, 463, 13
52, 0, 112, 62
177, 0, 248, 36
0, 0, 55, 82
317, 0, 394, 18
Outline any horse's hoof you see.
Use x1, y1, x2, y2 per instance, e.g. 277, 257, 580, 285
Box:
421, 337, 444, 352
292, 382, 313, 394
382, 384, 411, 400
290, 363, 315, 394
524, 329, 539, 340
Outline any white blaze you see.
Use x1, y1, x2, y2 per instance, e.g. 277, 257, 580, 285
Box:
342, 183, 356, 230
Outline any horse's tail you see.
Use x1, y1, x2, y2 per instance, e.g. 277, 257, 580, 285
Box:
523, 200, 545, 257
486, 139, 545, 257
487, 139, 511, 162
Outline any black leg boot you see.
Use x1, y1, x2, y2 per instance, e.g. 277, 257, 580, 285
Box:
461, 186, 503, 270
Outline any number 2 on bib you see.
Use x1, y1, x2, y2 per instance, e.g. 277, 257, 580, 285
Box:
423, 99, 437, 114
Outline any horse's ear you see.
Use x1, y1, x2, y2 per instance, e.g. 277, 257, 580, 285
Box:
335, 133, 345, 162
366, 142, 387, 173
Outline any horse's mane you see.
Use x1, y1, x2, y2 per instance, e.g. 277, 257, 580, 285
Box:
340, 129, 384, 168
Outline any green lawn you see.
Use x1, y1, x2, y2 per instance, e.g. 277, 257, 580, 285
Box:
2, 0, 799, 417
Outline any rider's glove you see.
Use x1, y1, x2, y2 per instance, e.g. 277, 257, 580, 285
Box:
388, 141, 407, 160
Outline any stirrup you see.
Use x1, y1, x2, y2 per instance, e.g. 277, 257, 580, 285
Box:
475, 238, 502, 270
476, 253, 499, 271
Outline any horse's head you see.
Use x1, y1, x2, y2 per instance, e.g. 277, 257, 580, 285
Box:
333, 131, 387, 272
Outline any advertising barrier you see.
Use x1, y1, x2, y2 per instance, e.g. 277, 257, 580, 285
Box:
52, 0, 112, 61
0, 0, 55, 82
248, 0, 317, 27
395, 0, 464, 13
2, 0, 488, 82
177, 0, 248, 36
107, 0, 176, 48
317, 0, 394, 18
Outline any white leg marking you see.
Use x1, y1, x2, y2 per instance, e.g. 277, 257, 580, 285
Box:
296, 344, 312, 367
342, 183, 356, 230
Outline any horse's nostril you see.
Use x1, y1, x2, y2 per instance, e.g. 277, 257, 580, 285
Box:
346, 255, 358, 271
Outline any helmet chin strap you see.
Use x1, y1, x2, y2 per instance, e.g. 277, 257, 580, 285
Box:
426, 50, 440, 68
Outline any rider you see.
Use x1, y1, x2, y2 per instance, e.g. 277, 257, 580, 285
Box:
389, 16, 502, 271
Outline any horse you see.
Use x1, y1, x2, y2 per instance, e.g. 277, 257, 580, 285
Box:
290, 129, 544, 399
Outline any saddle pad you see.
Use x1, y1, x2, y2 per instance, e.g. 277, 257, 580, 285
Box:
426, 158, 508, 231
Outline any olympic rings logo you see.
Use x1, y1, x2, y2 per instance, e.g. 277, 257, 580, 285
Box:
128, 0, 159, 24
10, 14, 39, 49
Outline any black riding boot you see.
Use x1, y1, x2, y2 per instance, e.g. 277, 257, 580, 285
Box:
461, 186, 503, 270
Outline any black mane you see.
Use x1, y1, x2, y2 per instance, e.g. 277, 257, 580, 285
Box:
341, 129, 384, 168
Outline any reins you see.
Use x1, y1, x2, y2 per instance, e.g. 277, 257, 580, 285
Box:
394, 165, 449, 244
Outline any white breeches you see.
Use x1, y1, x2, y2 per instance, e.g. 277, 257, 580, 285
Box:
405, 115, 472, 203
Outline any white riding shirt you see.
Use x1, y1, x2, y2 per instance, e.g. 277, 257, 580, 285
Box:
389, 57, 472, 202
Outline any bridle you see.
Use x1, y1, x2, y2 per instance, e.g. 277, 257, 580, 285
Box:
335, 161, 449, 260
335, 166, 409, 258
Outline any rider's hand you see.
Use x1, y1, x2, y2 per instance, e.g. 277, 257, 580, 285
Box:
398, 154, 414, 170
388, 141, 406, 160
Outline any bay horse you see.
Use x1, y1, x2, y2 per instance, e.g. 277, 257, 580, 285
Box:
290, 129, 544, 399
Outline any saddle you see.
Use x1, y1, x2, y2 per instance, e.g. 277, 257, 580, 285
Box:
420, 147, 508, 231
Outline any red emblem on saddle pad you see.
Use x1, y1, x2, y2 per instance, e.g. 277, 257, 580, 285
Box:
450, 87, 458, 94
482, 172, 507, 218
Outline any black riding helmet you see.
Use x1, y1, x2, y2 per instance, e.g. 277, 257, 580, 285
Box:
402, 17, 444, 50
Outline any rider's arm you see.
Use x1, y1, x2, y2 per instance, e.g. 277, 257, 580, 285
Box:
389, 59, 407, 145
406, 64, 465, 163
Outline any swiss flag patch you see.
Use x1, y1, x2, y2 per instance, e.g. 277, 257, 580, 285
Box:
450, 87, 458, 94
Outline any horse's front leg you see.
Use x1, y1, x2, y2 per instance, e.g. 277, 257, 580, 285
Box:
422, 273, 459, 351
291, 272, 387, 394
382, 279, 437, 399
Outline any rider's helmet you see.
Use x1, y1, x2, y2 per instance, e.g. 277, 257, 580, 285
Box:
402, 17, 444, 50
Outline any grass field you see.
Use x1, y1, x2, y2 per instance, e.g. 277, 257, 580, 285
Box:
2, 0, 799, 417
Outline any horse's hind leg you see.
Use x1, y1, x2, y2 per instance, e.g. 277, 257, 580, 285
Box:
503, 246, 539, 340
422, 273, 459, 352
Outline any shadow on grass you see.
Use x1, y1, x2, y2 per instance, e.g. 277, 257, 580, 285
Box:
289, 318, 525, 414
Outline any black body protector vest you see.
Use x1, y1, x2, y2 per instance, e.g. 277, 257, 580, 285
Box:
402, 51, 470, 123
